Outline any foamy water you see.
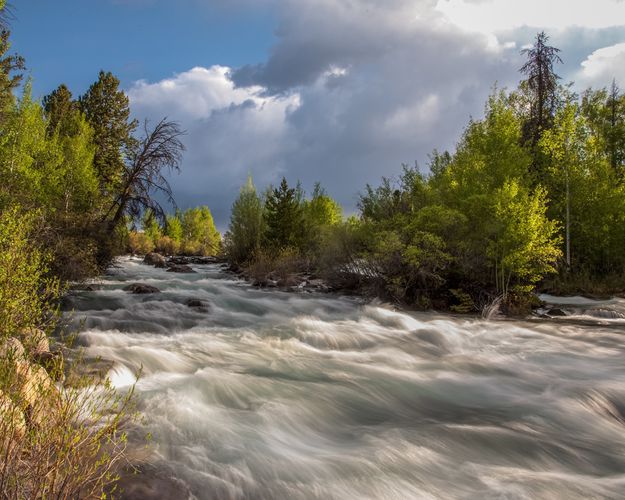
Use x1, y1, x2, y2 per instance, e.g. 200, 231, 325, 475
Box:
64, 257, 625, 499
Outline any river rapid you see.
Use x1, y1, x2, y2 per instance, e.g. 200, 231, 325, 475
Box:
64, 256, 625, 499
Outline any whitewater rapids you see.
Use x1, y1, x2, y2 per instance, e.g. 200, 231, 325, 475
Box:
64, 256, 625, 499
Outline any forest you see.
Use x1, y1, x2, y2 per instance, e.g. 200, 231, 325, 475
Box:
2, 0, 625, 493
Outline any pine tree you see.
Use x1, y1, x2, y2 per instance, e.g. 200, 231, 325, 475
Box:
43, 84, 76, 136
0, 29, 24, 121
605, 79, 625, 173
519, 32, 563, 176
263, 177, 303, 250
79, 71, 137, 193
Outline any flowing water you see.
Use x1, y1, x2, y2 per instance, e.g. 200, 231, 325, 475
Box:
64, 257, 625, 499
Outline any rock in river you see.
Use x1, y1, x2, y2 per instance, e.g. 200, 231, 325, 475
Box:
124, 283, 161, 294
144, 252, 167, 268
166, 264, 196, 274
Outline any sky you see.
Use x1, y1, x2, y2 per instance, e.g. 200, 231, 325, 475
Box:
11, 0, 625, 229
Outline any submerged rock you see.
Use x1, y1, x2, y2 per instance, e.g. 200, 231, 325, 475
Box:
185, 299, 210, 312
144, 252, 167, 268
124, 283, 161, 294
167, 264, 196, 274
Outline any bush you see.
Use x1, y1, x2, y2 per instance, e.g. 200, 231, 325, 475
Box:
0, 207, 136, 498
127, 231, 154, 255
154, 235, 180, 256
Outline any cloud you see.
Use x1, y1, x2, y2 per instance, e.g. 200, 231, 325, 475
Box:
577, 42, 625, 88
435, 0, 625, 35
127, 0, 625, 229
128, 66, 300, 227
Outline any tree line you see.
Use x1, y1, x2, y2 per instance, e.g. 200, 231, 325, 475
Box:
225, 32, 625, 311
2, 58, 185, 280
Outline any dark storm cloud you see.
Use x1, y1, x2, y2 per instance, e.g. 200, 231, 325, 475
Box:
127, 0, 625, 229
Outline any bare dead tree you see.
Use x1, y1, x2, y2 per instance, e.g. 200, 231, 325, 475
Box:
105, 118, 186, 228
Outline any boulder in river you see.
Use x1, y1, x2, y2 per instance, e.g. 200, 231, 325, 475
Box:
168, 256, 220, 265
546, 308, 568, 317
186, 299, 210, 312
167, 264, 196, 274
124, 283, 161, 294
144, 252, 167, 268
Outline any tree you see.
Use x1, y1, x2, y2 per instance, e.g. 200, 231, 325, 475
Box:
79, 71, 137, 193
0, 27, 24, 120
541, 103, 625, 274
106, 118, 185, 229
581, 82, 625, 175
43, 84, 76, 136
488, 181, 561, 300
225, 175, 264, 264
181, 206, 220, 255
142, 209, 161, 244
263, 177, 304, 250
165, 212, 183, 244
519, 31, 563, 175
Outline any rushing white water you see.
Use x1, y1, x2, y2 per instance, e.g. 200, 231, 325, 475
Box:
64, 257, 625, 499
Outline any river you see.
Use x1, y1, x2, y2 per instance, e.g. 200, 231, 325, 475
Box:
64, 256, 625, 499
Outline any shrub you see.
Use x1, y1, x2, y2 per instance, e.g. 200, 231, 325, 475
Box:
155, 235, 179, 256
127, 231, 154, 255
0, 207, 136, 498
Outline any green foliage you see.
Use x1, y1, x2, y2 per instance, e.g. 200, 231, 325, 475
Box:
142, 209, 162, 243
488, 181, 561, 298
264, 177, 304, 251
0, 208, 60, 339
225, 175, 264, 265
79, 70, 137, 193
165, 213, 183, 243
181, 206, 221, 255
540, 102, 625, 274
0, 27, 24, 121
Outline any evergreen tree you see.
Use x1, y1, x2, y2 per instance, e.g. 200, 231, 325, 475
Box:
519, 32, 563, 176
79, 71, 137, 193
0, 27, 24, 121
43, 84, 76, 136
263, 177, 303, 250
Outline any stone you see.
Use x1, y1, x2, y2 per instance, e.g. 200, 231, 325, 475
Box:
14, 361, 59, 428
547, 308, 567, 317
19, 327, 49, 356
166, 264, 196, 274
144, 252, 167, 268
0, 337, 25, 360
185, 299, 210, 312
0, 390, 26, 441
123, 283, 161, 294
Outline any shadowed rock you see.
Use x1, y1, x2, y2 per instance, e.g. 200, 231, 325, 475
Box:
185, 299, 210, 312
144, 252, 167, 268
547, 308, 567, 317
123, 283, 161, 294
166, 264, 196, 274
